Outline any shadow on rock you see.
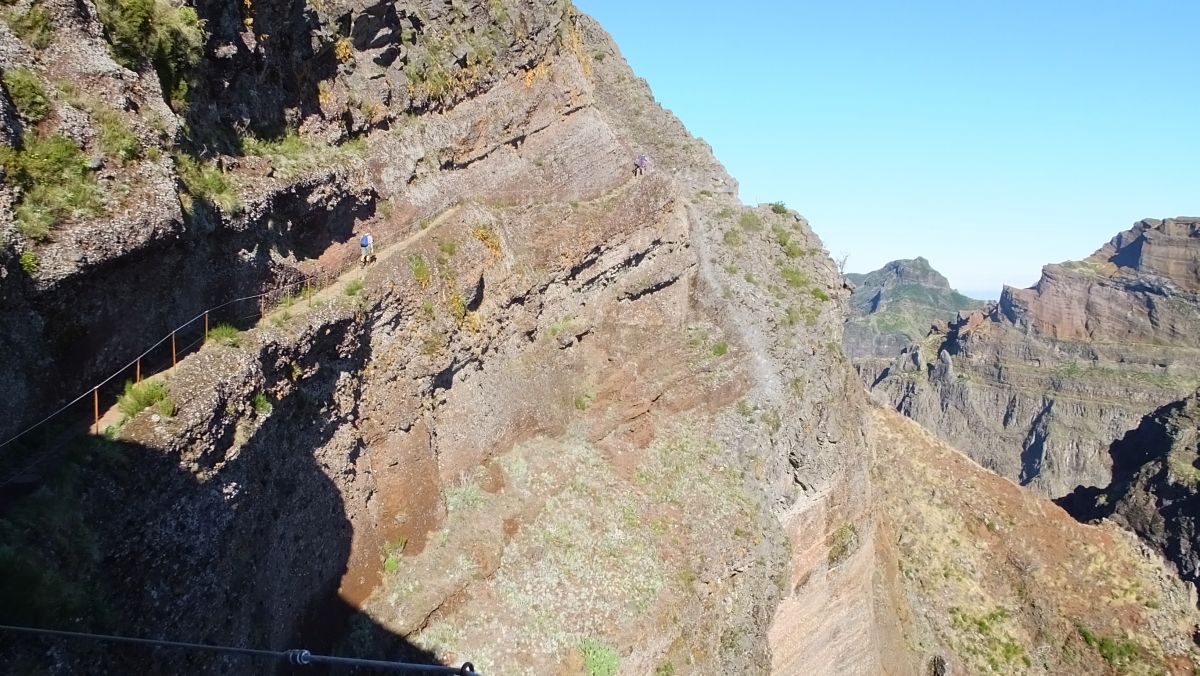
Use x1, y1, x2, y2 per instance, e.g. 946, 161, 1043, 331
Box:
0, 311, 442, 674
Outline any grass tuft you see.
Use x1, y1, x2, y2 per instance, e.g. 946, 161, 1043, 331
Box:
579, 638, 618, 676
207, 323, 241, 347
252, 392, 272, 415
174, 153, 239, 212
738, 211, 762, 232
828, 524, 858, 565
7, 3, 54, 50
19, 251, 39, 275
117, 379, 167, 420
95, 0, 205, 109
2, 68, 49, 121
1, 134, 103, 240
471, 226, 501, 257
410, 255, 431, 288
344, 279, 364, 296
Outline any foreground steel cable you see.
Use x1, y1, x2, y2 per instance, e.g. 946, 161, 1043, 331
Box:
0, 624, 479, 675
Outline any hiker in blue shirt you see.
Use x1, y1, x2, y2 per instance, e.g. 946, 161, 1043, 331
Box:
359, 232, 375, 266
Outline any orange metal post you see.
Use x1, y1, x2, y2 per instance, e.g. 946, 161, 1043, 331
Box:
93, 388, 99, 434
205, 311, 209, 341
136, 358, 141, 383
172, 331, 177, 369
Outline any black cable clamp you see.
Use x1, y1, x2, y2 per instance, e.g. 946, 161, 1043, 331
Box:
458, 662, 476, 674
286, 649, 313, 665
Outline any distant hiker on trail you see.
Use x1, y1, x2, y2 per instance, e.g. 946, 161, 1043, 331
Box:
634, 153, 649, 176
359, 232, 375, 266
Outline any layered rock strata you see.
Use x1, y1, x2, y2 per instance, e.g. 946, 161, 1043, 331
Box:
865, 218, 1200, 497
0, 3, 884, 674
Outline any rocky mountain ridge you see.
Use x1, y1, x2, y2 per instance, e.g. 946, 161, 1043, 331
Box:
865, 217, 1200, 497
3, 1, 1199, 674
0, 2, 886, 674
843, 257, 982, 359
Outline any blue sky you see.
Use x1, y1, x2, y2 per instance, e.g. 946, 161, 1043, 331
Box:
575, 1, 1199, 298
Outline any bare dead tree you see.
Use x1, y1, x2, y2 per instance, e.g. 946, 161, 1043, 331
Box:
835, 251, 850, 276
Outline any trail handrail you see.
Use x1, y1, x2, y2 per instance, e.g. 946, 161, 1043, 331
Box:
0, 624, 480, 674
0, 239, 378, 484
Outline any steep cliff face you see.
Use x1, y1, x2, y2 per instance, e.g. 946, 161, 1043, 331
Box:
865, 218, 1200, 498
1061, 391, 1200, 594
1, 2, 883, 674
874, 407, 1200, 675
843, 257, 981, 359
0, 0, 567, 449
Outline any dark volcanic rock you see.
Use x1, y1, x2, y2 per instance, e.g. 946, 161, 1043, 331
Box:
865, 218, 1200, 497
1061, 391, 1200, 590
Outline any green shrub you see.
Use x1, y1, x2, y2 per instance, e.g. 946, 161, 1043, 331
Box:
344, 279, 364, 296
828, 524, 858, 565
117, 379, 168, 419
774, 228, 791, 247
0, 134, 102, 240
93, 108, 142, 164
722, 229, 742, 247
738, 211, 762, 232
770, 201, 788, 215
574, 391, 595, 411
94, 0, 205, 108
711, 341, 728, 357
438, 240, 457, 257
243, 131, 364, 179
2, 67, 49, 120
1075, 622, 1140, 666
174, 153, 239, 212
207, 323, 241, 347
410, 255, 431, 288
1096, 637, 1139, 666
7, 3, 53, 50
252, 392, 272, 415
784, 242, 805, 259
780, 266, 809, 289
18, 251, 38, 274
383, 555, 400, 574
811, 287, 831, 302
579, 638, 618, 676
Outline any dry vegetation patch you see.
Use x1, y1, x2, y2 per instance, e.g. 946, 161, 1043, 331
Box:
873, 407, 1200, 675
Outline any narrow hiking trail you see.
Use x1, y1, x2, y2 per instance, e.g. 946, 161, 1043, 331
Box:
92, 206, 463, 434
91, 168, 647, 434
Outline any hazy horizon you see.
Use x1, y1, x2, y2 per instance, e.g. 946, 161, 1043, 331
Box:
576, 0, 1199, 300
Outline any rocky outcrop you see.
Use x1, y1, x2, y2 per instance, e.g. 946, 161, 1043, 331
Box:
865, 218, 1200, 498
843, 257, 981, 359
0, 2, 882, 674
1061, 391, 1200, 593
1000, 218, 1200, 343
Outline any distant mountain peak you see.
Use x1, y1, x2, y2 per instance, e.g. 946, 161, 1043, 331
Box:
843, 258, 983, 359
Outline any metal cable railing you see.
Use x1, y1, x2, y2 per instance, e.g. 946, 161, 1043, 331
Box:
0, 624, 480, 674
0, 241, 377, 488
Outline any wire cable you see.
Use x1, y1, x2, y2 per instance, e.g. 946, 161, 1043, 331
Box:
0, 624, 479, 675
